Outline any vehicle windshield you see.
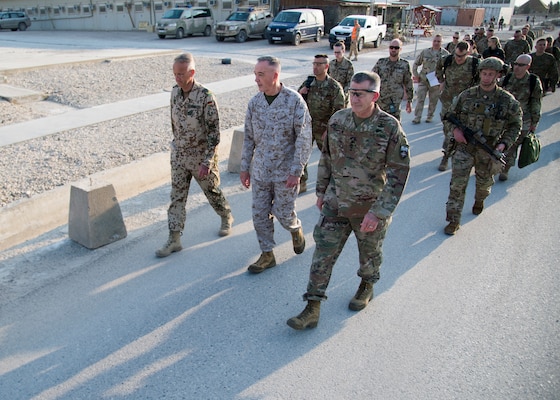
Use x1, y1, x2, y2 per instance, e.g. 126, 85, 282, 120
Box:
226, 12, 249, 22
273, 12, 300, 23
162, 9, 184, 19
340, 17, 366, 27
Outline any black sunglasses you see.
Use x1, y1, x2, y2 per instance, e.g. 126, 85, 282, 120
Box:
389, 46, 400, 50
513, 62, 528, 67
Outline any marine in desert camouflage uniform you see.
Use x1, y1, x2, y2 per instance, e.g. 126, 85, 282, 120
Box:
372, 38, 414, 121
443, 57, 521, 235
156, 53, 233, 258
287, 71, 410, 330
240, 56, 312, 274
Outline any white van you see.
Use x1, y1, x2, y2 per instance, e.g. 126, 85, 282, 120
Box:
265, 8, 324, 46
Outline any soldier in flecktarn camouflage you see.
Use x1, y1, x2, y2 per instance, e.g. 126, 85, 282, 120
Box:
443, 57, 522, 236
298, 54, 345, 193
287, 71, 410, 330
155, 53, 234, 258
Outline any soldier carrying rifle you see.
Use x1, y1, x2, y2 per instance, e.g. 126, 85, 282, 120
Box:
443, 57, 522, 235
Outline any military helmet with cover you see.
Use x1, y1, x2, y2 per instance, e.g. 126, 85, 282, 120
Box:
478, 57, 504, 71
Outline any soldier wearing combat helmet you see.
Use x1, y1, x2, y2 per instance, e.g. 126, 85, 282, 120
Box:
443, 57, 522, 235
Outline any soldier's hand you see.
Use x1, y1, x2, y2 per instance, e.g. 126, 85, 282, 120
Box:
316, 196, 324, 211
496, 143, 506, 153
360, 212, 379, 233
413, 76, 419, 83
405, 101, 412, 114
240, 171, 251, 189
453, 127, 467, 144
198, 164, 209, 179
299, 87, 309, 95
286, 175, 299, 189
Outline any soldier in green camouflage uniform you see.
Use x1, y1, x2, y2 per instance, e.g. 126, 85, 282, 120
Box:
329, 41, 354, 105
444, 57, 521, 235
412, 34, 449, 124
372, 38, 414, 121
530, 38, 559, 93
474, 27, 488, 54
298, 54, 345, 192
500, 54, 542, 181
156, 53, 233, 258
240, 56, 312, 274
287, 71, 410, 330
435, 41, 480, 171
503, 30, 531, 66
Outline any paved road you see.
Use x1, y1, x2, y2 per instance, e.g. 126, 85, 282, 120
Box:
1, 30, 559, 399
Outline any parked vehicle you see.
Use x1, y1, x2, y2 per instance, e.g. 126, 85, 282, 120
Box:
215, 7, 273, 43
329, 15, 387, 50
0, 11, 31, 31
156, 7, 213, 39
265, 8, 324, 46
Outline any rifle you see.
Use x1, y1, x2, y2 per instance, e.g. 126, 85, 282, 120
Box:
444, 113, 506, 166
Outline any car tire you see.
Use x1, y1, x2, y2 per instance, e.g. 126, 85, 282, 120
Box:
236, 30, 247, 43
374, 33, 382, 48
18, 22, 27, 31
158, 34, 166, 39
268, 38, 275, 44
216, 36, 225, 42
330, 42, 334, 49
314, 29, 322, 42
175, 28, 184, 39
357, 37, 364, 52
204, 25, 211, 37
293, 33, 301, 46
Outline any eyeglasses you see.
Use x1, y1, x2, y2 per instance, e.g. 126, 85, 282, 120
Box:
312, 62, 327, 66
348, 89, 376, 98
453, 36, 459, 39
389, 46, 400, 50
513, 62, 528, 67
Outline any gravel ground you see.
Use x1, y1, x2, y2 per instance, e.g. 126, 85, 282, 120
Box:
0, 55, 303, 207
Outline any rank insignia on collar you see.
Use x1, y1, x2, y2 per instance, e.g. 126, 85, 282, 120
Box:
400, 145, 409, 159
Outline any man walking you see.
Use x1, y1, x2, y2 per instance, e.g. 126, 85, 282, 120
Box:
298, 54, 345, 193
240, 56, 312, 274
443, 57, 521, 235
329, 41, 354, 105
156, 53, 233, 258
530, 38, 558, 94
349, 19, 360, 61
500, 54, 542, 181
504, 30, 531, 67
287, 71, 410, 330
435, 41, 480, 171
372, 38, 413, 121
412, 34, 449, 124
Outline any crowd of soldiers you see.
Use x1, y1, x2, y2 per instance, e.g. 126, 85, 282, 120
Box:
153, 24, 554, 330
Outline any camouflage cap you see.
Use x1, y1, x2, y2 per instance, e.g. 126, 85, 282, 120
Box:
478, 57, 504, 71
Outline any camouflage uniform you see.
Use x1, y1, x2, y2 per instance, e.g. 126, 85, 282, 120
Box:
412, 46, 449, 121
503, 39, 531, 66
501, 72, 543, 169
445, 41, 457, 55
303, 106, 410, 301
329, 57, 354, 104
435, 55, 480, 150
475, 35, 489, 54
445, 86, 521, 224
298, 75, 345, 185
372, 57, 414, 120
241, 84, 312, 252
529, 52, 559, 92
167, 81, 232, 232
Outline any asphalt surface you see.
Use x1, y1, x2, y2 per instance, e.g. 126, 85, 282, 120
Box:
1, 29, 559, 399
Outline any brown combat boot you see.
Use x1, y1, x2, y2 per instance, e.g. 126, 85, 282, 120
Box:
291, 227, 305, 254
438, 154, 449, 171
349, 280, 374, 311
218, 213, 234, 237
248, 251, 276, 274
155, 231, 182, 258
444, 221, 460, 235
287, 300, 321, 330
472, 200, 484, 215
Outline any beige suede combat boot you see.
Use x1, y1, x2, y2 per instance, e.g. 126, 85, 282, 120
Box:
218, 213, 234, 237
291, 227, 305, 254
155, 231, 182, 258
287, 300, 321, 330
247, 251, 276, 274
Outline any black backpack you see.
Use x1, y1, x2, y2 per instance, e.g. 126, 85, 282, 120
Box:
443, 54, 480, 85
